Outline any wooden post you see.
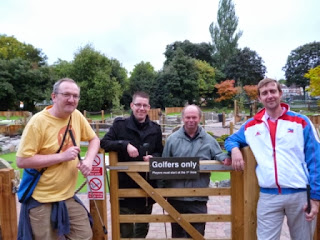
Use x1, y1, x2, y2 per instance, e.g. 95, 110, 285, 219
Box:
95, 123, 99, 137
234, 100, 238, 124
91, 150, 108, 240
231, 170, 244, 240
109, 152, 121, 239
229, 122, 234, 135
101, 110, 104, 121
84, 110, 87, 118
242, 147, 259, 240
222, 112, 226, 128
0, 169, 17, 240
162, 114, 165, 133
201, 113, 205, 129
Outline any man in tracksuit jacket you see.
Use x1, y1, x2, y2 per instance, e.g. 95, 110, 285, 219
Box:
225, 78, 320, 240
100, 91, 163, 238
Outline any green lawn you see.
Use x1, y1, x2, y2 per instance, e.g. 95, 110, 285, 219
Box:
210, 172, 230, 182
0, 116, 21, 120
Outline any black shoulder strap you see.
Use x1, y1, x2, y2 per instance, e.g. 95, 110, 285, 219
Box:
41, 116, 72, 173
56, 116, 72, 153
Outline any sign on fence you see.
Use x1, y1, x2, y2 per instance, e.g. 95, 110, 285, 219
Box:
149, 157, 199, 179
87, 153, 105, 200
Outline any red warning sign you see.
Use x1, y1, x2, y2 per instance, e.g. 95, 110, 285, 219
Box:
92, 155, 101, 167
89, 178, 102, 190
87, 153, 105, 200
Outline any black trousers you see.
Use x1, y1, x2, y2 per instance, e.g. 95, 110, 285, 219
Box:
119, 204, 153, 238
168, 199, 207, 238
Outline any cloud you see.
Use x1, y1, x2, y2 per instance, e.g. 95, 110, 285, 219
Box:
1, 0, 319, 79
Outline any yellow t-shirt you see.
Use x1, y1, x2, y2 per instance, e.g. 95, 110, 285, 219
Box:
17, 106, 96, 203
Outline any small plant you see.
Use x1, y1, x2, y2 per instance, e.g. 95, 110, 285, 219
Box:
217, 134, 230, 142
206, 131, 214, 137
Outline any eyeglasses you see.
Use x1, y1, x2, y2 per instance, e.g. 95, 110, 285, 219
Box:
56, 92, 80, 100
133, 103, 150, 109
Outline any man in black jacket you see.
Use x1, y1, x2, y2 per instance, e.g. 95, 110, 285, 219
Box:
100, 91, 163, 238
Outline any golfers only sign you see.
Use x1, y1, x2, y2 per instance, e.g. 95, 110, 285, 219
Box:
149, 157, 199, 179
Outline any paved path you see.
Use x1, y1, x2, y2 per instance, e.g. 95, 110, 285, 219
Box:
82, 194, 290, 239
16, 194, 291, 239
15, 194, 290, 239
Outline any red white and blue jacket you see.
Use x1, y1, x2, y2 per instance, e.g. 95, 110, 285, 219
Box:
225, 103, 320, 200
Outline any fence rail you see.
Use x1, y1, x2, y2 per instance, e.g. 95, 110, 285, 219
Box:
108, 148, 256, 239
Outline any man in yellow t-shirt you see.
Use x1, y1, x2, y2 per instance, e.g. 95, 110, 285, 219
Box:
17, 78, 100, 240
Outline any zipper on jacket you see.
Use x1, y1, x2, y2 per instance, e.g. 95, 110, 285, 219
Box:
273, 148, 281, 194
267, 119, 282, 194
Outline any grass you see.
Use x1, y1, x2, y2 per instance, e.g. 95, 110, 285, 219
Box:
210, 172, 230, 182
0, 146, 103, 194
0, 116, 22, 120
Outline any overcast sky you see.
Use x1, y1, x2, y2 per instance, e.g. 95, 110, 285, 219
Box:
1, 0, 319, 80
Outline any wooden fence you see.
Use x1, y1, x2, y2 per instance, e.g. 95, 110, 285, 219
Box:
108, 149, 252, 239
308, 115, 320, 132
0, 111, 30, 118
165, 107, 184, 115
148, 108, 161, 121
0, 124, 24, 136
0, 169, 18, 240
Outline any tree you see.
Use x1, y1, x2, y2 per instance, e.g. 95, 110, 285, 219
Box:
0, 58, 52, 111
224, 47, 266, 86
128, 61, 157, 95
243, 85, 258, 101
278, 79, 287, 85
164, 40, 215, 66
51, 59, 74, 79
305, 65, 320, 97
214, 79, 238, 103
283, 41, 320, 95
67, 44, 126, 111
0, 34, 47, 66
154, 49, 198, 107
209, 0, 242, 69
194, 60, 217, 105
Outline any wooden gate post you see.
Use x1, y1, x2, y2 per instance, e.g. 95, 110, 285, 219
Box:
90, 149, 108, 240
0, 169, 17, 240
231, 170, 244, 240
242, 147, 259, 240
109, 152, 121, 239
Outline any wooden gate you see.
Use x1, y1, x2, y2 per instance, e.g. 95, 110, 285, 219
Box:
108, 147, 260, 240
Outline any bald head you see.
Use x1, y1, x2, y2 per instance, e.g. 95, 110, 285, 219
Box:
182, 105, 202, 137
182, 104, 202, 118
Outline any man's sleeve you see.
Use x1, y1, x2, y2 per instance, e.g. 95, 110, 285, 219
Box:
152, 125, 163, 157
100, 121, 129, 153
162, 136, 171, 158
224, 124, 248, 154
303, 117, 320, 200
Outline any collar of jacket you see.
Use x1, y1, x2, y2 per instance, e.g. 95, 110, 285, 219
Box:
127, 113, 150, 131
254, 103, 289, 122
176, 125, 205, 140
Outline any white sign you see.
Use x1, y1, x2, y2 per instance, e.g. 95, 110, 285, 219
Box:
87, 153, 105, 200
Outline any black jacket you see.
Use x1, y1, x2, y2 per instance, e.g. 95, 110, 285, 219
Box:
100, 114, 163, 207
